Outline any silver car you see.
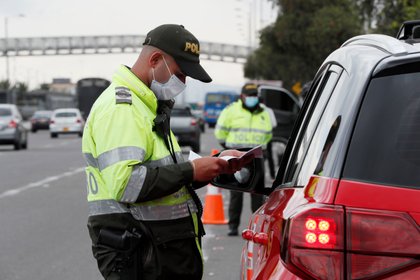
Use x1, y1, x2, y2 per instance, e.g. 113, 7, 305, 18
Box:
171, 105, 201, 153
0, 104, 28, 150
49, 108, 84, 138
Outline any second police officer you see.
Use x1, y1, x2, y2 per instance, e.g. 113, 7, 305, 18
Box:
215, 83, 273, 236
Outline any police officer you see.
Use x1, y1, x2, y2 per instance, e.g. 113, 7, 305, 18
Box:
82, 24, 247, 280
214, 83, 273, 236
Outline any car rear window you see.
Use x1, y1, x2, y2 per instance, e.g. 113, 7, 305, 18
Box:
34, 112, 52, 117
0, 108, 12, 116
55, 112, 77, 118
172, 108, 192, 117
343, 70, 420, 189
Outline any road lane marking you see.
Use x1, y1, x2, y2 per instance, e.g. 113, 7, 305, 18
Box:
0, 167, 85, 199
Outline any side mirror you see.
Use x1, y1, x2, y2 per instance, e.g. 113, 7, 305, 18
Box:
211, 157, 271, 195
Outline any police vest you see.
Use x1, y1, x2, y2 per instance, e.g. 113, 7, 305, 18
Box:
82, 65, 196, 221
214, 100, 272, 148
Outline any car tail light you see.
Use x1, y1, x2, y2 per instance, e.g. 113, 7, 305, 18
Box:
191, 118, 197, 126
285, 205, 345, 280
346, 209, 420, 279
50, 120, 55, 124
282, 204, 420, 280
76, 118, 82, 123
8, 120, 17, 128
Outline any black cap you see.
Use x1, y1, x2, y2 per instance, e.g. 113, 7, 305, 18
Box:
143, 24, 212, 83
241, 83, 259, 95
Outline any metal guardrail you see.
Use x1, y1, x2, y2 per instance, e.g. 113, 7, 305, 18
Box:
0, 35, 251, 63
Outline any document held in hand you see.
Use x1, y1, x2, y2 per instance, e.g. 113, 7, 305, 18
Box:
218, 145, 263, 162
189, 145, 263, 168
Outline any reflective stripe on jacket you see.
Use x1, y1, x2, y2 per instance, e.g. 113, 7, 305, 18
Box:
214, 100, 272, 148
82, 65, 195, 221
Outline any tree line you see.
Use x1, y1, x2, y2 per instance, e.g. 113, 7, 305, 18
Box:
244, 0, 420, 90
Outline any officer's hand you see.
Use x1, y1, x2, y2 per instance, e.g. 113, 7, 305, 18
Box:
219, 149, 252, 173
219, 149, 245, 158
191, 157, 230, 182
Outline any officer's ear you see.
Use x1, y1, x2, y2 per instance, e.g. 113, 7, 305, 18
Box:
149, 52, 163, 68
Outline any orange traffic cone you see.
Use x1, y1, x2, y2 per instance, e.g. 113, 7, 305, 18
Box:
202, 184, 228, 224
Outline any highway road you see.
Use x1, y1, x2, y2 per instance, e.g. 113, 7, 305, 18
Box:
0, 127, 258, 280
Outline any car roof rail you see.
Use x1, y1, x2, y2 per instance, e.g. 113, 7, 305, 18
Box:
341, 34, 408, 55
396, 20, 420, 44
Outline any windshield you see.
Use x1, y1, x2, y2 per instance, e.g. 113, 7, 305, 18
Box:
206, 93, 235, 104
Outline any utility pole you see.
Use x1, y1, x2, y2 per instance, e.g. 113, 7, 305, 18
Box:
4, 14, 25, 84
4, 17, 9, 83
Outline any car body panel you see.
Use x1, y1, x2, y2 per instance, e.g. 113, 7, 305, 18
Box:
241, 176, 340, 279
240, 189, 294, 280
335, 180, 420, 217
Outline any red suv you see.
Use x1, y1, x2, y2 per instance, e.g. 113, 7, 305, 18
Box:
213, 21, 420, 279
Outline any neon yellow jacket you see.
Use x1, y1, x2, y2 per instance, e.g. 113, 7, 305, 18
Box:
82, 65, 197, 221
214, 100, 272, 148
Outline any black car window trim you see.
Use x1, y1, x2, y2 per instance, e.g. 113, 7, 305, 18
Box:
280, 64, 343, 188
373, 57, 420, 78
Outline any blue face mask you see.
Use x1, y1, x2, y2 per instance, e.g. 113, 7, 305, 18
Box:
244, 96, 259, 108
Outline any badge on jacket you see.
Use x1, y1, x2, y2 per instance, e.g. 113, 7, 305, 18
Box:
115, 87, 132, 105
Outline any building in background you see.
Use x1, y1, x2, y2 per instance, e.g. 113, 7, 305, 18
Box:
48, 78, 76, 95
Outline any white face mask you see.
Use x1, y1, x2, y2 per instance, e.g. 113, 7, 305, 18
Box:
150, 56, 186, 100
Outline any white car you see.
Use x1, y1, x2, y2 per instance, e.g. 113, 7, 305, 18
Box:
49, 108, 84, 138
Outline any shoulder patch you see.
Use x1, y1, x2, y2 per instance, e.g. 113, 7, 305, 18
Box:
115, 86, 132, 105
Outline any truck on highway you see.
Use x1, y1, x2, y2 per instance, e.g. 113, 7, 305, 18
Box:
203, 91, 238, 128
0, 90, 13, 104
76, 77, 110, 119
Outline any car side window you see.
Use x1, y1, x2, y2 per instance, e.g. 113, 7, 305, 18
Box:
344, 69, 420, 189
294, 66, 347, 186
284, 65, 342, 185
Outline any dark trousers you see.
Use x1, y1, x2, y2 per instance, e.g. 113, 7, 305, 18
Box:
104, 237, 203, 280
228, 191, 264, 230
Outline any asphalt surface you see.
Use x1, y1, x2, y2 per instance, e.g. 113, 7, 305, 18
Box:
0, 126, 256, 280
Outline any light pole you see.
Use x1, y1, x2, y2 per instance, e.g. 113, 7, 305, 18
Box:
235, 0, 278, 49
235, 0, 258, 49
4, 14, 24, 83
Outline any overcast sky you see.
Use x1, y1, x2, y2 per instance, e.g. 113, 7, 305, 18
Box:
1, 0, 277, 102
